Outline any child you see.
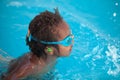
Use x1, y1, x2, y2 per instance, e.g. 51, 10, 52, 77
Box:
1, 8, 74, 80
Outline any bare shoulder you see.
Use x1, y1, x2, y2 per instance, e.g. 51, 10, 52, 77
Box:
8, 53, 32, 71
2, 53, 35, 80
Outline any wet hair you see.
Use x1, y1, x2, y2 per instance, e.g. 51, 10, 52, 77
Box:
26, 8, 63, 59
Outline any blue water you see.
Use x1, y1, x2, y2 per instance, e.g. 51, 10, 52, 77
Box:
0, 0, 120, 80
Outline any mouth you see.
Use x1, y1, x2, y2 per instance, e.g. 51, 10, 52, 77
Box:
70, 45, 73, 50
69, 47, 72, 52
70, 48, 72, 51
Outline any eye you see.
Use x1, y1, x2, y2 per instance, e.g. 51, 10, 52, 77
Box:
67, 38, 72, 43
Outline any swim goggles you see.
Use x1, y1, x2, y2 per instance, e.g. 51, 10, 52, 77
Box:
30, 34, 74, 47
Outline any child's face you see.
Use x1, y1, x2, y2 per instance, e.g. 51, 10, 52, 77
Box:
56, 21, 73, 57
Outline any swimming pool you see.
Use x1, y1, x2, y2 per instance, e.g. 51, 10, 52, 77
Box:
0, 0, 120, 80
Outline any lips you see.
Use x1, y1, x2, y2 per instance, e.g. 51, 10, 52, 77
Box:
70, 48, 72, 51
69, 47, 72, 52
70, 45, 73, 51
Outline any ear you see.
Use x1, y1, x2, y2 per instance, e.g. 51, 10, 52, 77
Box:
44, 46, 54, 55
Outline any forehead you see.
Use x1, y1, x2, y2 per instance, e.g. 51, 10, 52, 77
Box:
56, 21, 70, 40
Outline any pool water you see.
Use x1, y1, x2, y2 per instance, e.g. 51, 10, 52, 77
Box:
0, 0, 120, 80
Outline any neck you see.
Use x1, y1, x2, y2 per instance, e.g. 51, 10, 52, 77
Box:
45, 55, 57, 64
30, 52, 57, 66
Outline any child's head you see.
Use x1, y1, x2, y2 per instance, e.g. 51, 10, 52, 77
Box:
26, 9, 74, 59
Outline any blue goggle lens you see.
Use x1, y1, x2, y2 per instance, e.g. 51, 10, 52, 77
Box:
30, 34, 74, 47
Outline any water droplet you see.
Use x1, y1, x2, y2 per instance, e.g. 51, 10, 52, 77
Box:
115, 2, 118, 6
113, 12, 117, 17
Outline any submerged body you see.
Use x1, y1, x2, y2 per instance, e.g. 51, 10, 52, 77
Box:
1, 52, 56, 80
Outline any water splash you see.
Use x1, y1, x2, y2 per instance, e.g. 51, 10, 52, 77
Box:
106, 44, 120, 76
0, 48, 13, 75
0, 48, 13, 62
